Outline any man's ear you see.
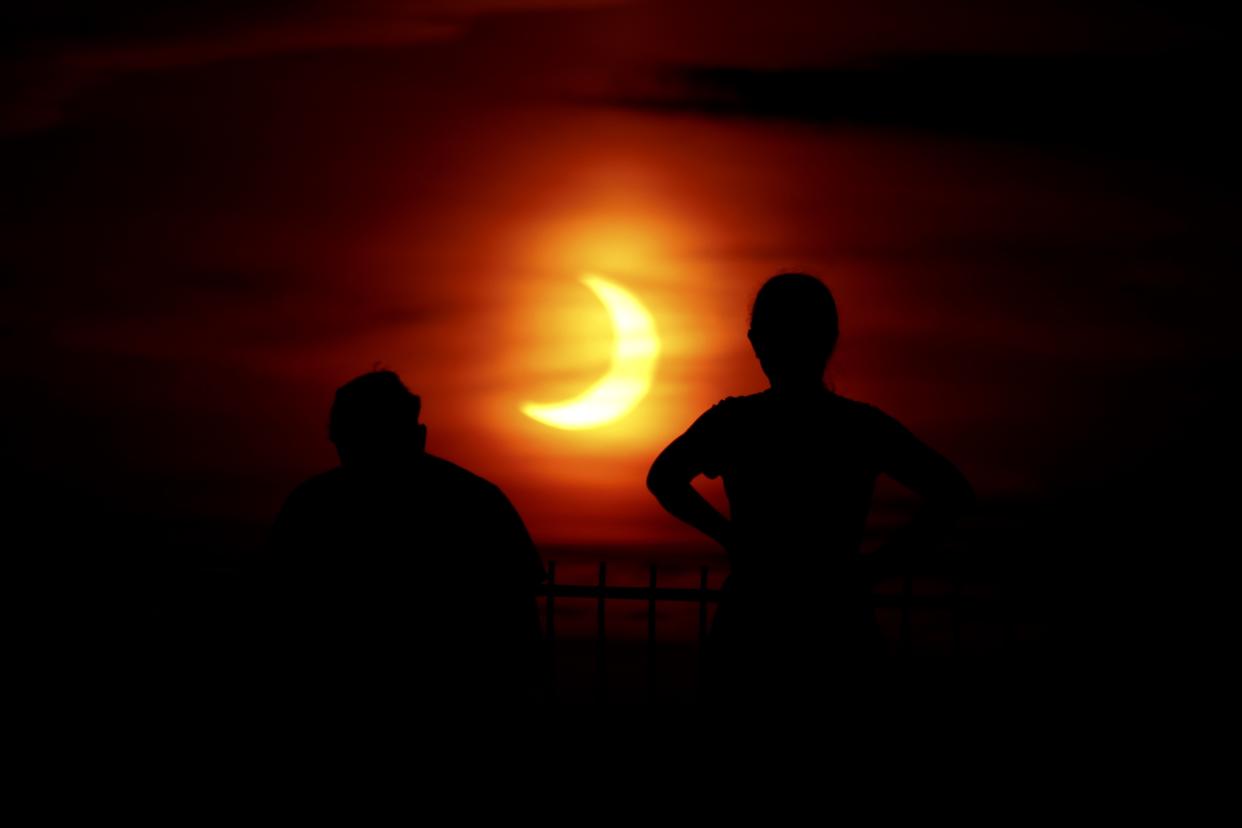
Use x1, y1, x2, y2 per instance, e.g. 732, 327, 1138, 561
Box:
416, 423, 428, 453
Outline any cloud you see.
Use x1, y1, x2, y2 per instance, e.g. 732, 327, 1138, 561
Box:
592, 51, 1239, 161
0, 0, 626, 134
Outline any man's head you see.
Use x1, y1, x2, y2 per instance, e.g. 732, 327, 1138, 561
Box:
748, 272, 840, 389
328, 371, 426, 468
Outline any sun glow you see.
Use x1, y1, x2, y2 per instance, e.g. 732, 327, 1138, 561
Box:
521, 275, 660, 430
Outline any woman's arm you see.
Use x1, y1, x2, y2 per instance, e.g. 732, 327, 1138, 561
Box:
646, 432, 733, 550
868, 407, 975, 575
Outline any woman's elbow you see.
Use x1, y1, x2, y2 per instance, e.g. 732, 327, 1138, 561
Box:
646, 456, 686, 504
646, 462, 670, 500
942, 472, 976, 517
920, 464, 974, 519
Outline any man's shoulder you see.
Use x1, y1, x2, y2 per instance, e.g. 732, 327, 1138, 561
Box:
284, 459, 505, 498
421, 454, 505, 498
274, 468, 348, 527
285, 466, 347, 501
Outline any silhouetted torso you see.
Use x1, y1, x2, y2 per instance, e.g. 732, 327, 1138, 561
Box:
260, 454, 545, 703
650, 274, 972, 703
676, 388, 927, 688
690, 389, 889, 567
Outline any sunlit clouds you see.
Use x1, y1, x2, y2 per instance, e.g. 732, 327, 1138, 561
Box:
2, 1, 1229, 552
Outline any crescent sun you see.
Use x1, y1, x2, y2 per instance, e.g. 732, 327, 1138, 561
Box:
522, 275, 660, 430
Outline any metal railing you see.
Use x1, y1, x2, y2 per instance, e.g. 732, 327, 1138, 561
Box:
536, 559, 1011, 698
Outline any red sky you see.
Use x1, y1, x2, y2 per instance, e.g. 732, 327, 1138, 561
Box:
2, 1, 1237, 554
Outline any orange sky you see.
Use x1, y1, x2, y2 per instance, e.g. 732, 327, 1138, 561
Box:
2, 1, 1235, 555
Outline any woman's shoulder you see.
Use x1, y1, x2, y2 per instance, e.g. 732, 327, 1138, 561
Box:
702, 391, 770, 418
682, 393, 764, 437
702, 389, 881, 414
827, 391, 884, 416
696, 389, 897, 430
825, 393, 916, 446
714, 391, 762, 407
828, 392, 901, 426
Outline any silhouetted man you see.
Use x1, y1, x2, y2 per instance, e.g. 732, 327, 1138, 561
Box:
261, 371, 546, 705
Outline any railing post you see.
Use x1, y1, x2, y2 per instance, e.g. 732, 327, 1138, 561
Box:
647, 563, 657, 699
596, 561, 607, 700
901, 565, 913, 657
697, 566, 710, 695
698, 566, 710, 647
950, 559, 961, 656
545, 560, 556, 643
544, 560, 557, 702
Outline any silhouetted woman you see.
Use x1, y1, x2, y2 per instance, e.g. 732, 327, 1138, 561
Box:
647, 273, 973, 702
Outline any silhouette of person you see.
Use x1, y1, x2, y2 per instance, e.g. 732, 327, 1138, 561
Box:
647, 273, 974, 703
259, 371, 547, 705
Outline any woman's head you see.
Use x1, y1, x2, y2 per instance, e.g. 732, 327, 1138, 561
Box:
748, 272, 839, 388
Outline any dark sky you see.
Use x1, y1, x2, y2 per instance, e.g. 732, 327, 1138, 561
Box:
2, 1, 1238, 559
